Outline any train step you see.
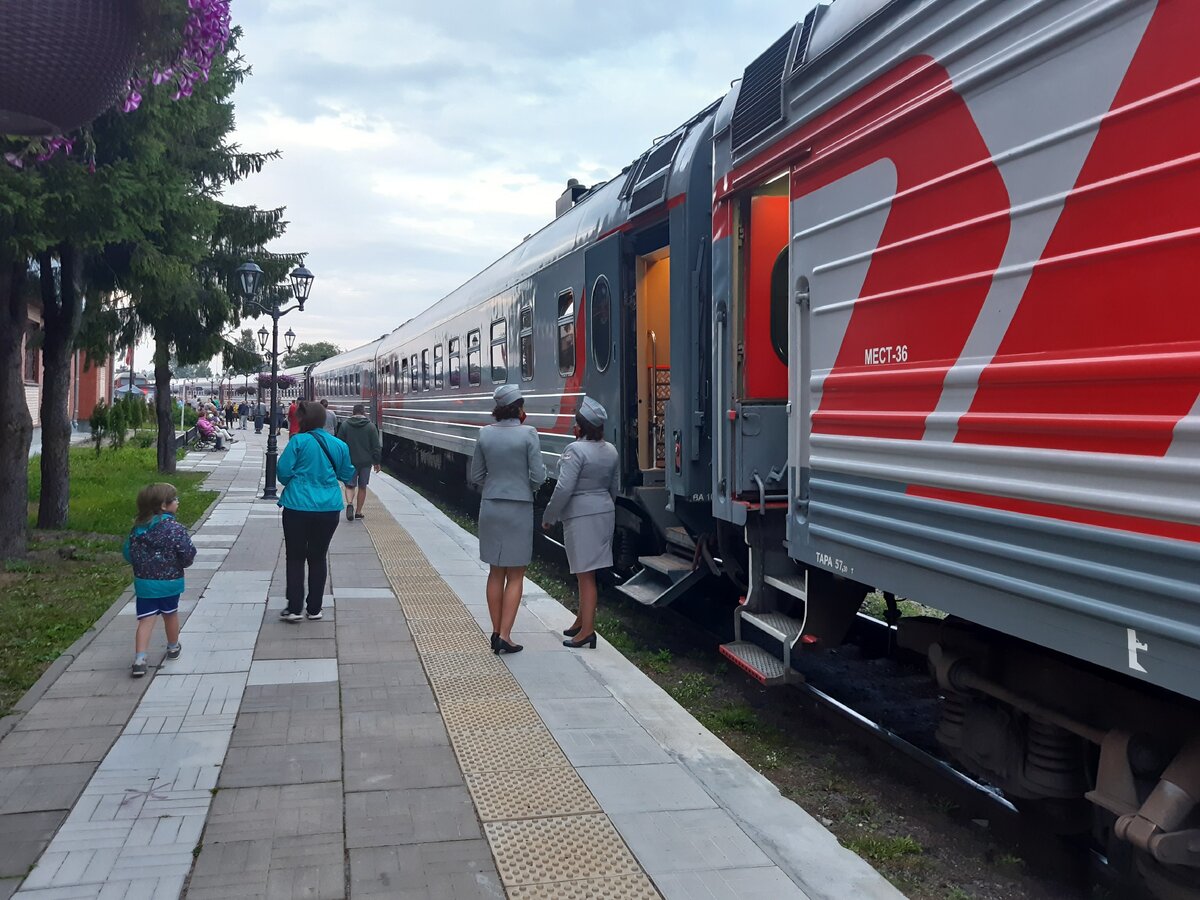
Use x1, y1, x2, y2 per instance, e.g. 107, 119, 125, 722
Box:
739, 609, 805, 644
638, 553, 693, 577
664, 526, 697, 554
718, 641, 801, 687
614, 562, 706, 607
764, 571, 808, 602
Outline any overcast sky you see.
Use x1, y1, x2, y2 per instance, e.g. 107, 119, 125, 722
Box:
176, 0, 814, 367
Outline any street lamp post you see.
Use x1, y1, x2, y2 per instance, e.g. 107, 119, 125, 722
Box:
237, 261, 313, 500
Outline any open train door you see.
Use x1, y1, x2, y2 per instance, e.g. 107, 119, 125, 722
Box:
583, 233, 632, 486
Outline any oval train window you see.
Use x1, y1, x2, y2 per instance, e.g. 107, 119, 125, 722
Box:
592, 275, 611, 372
770, 248, 788, 365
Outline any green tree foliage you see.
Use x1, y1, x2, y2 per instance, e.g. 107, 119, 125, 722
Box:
286, 341, 342, 368
170, 359, 213, 378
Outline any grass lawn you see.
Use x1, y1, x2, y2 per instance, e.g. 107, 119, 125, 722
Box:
0, 444, 218, 714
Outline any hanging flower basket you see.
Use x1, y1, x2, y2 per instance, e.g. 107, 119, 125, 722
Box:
0, 0, 142, 136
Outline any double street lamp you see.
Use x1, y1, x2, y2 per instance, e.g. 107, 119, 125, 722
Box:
236, 261, 314, 500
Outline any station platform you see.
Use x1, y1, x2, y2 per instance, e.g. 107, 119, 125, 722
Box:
0, 430, 902, 899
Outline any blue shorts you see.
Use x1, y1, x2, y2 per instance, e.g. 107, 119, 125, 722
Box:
136, 594, 180, 619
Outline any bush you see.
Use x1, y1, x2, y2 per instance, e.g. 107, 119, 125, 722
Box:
170, 401, 199, 428
88, 400, 108, 457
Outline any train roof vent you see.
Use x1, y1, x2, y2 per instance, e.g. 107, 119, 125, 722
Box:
790, 4, 828, 73
731, 24, 796, 153
621, 131, 683, 218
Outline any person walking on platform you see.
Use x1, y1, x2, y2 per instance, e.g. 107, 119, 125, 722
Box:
542, 397, 619, 649
253, 400, 267, 433
277, 401, 355, 622
124, 483, 196, 677
336, 403, 381, 521
320, 398, 337, 433
286, 399, 299, 439
238, 400, 249, 430
469, 384, 546, 655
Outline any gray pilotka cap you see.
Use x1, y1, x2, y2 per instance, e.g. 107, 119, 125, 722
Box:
578, 396, 607, 426
493, 384, 523, 406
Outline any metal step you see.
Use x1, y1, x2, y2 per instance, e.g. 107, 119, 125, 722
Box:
719, 642, 799, 687
664, 526, 697, 553
638, 553, 693, 577
614, 565, 707, 608
740, 610, 804, 644
764, 572, 807, 601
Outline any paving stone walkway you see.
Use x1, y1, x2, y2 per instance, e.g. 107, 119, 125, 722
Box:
0, 429, 903, 900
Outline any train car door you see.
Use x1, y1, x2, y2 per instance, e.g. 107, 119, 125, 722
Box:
583, 234, 631, 484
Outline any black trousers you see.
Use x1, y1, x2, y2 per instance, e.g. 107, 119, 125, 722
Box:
281, 509, 340, 614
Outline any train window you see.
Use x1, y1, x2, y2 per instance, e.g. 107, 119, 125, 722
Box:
448, 338, 461, 388
420, 349, 429, 390
770, 248, 788, 364
519, 306, 533, 381
355, 372, 361, 394
490, 320, 507, 383
467, 330, 481, 385
591, 275, 611, 372
557, 290, 575, 376
410, 354, 418, 391
433, 344, 444, 389
400, 358, 408, 395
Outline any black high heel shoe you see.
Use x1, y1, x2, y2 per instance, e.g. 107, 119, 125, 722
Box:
562, 624, 582, 637
495, 638, 524, 655
490, 633, 500, 652
563, 632, 597, 649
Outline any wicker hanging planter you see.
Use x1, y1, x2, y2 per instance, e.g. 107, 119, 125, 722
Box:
0, 0, 142, 136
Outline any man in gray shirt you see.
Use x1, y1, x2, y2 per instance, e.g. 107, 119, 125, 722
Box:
319, 399, 337, 433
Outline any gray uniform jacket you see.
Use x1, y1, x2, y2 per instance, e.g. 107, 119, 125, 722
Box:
542, 440, 620, 525
468, 421, 546, 500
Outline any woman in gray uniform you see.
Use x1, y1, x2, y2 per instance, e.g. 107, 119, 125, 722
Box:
541, 396, 619, 649
469, 384, 546, 654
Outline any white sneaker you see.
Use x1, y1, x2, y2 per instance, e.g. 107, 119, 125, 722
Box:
305, 611, 323, 621
279, 610, 302, 623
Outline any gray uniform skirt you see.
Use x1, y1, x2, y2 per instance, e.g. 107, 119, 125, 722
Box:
478, 498, 534, 567
562, 510, 615, 574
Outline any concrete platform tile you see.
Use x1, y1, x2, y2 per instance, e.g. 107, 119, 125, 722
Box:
13, 697, 140, 733
348, 840, 502, 899
246, 659, 338, 686
229, 708, 342, 748
253, 639, 338, 660
576, 764, 717, 815
609, 809, 772, 875
204, 782, 344, 844
340, 683, 438, 716
342, 743, 463, 793
341, 711, 448, 747
184, 837, 270, 898
344, 785, 481, 849
554, 728, 670, 768
0, 728, 123, 769
166, 631, 259, 652
0, 810, 68, 878
239, 683, 340, 713
0, 764, 96, 815
0, 877, 18, 900
330, 588, 395, 599
531, 698, 638, 732
218, 741, 342, 788
654, 866, 810, 899
98, 731, 231, 772
504, 654, 609, 700
337, 661, 429, 689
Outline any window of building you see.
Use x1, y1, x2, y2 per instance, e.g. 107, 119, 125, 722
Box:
557, 290, 575, 375
490, 320, 507, 383
519, 306, 534, 381
448, 337, 461, 388
420, 349, 430, 390
433, 343, 444, 389
591, 275, 611, 372
410, 354, 418, 391
467, 330, 481, 386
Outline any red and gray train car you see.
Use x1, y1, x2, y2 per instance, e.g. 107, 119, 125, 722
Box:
310, 0, 1200, 890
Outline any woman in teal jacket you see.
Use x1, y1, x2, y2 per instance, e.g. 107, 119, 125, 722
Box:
278, 400, 356, 622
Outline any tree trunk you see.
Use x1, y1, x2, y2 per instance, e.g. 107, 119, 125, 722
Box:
37, 246, 83, 529
0, 257, 33, 560
155, 336, 176, 474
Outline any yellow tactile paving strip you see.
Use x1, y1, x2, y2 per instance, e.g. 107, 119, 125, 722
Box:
364, 506, 662, 899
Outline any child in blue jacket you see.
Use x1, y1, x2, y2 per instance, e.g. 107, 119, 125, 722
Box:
123, 483, 197, 677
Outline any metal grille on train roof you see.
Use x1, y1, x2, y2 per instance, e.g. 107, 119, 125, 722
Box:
731, 24, 797, 154
791, 5, 826, 73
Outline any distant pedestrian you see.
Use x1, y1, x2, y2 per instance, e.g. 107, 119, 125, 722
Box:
286, 399, 299, 438
253, 400, 267, 433
124, 483, 195, 677
468, 384, 546, 655
336, 403, 381, 521
224, 402, 235, 429
238, 401, 249, 430
277, 401, 355, 622
319, 398, 337, 433
542, 397, 619, 650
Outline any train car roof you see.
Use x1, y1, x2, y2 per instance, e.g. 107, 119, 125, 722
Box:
308, 337, 385, 377
376, 103, 720, 357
